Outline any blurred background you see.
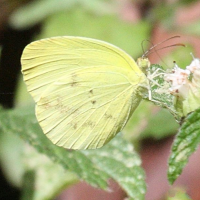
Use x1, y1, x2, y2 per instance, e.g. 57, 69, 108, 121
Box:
0, 0, 200, 199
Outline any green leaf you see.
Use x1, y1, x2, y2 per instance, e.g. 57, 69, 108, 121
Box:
0, 106, 146, 199
148, 64, 174, 108
84, 137, 146, 200
168, 107, 200, 184
0, 107, 109, 189
0, 129, 24, 187
40, 9, 151, 57
167, 188, 192, 200
140, 107, 179, 140
9, 0, 117, 29
21, 145, 77, 200
146, 64, 181, 120
124, 101, 179, 142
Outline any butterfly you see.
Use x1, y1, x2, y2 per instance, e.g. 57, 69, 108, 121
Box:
21, 36, 150, 149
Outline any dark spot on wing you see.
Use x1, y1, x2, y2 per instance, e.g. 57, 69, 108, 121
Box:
89, 89, 93, 94
53, 97, 69, 113
70, 81, 78, 87
70, 73, 78, 87
73, 123, 77, 129
91, 100, 96, 104
105, 113, 113, 119
85, 121, 95, 128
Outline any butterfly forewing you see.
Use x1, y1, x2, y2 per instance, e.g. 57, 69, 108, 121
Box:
21, 36, 143, 102
21, 36, 148, 149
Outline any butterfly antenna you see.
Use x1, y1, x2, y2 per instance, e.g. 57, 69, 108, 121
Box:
146, 43, 186, 56
143, 35, 181, 57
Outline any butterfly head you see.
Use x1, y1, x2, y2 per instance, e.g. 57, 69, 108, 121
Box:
137, 57, 150, 75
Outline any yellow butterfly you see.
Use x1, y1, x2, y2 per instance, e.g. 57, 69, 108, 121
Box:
21, 36, 150, 149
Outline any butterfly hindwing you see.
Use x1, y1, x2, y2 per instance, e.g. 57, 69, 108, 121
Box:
36, 67, 142, 149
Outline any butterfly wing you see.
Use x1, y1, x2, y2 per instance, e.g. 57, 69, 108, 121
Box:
21, 36, 148, 149
21, 36, 144, 102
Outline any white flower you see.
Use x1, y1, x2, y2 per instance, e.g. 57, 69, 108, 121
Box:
186, 57, 200, 88
164, 55, 200, 116
186, 57, 200, 73
165, 64, 190, 99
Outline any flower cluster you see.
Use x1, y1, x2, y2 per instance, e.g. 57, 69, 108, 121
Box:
165, 55, 200, 116
165, 65, 190, 99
